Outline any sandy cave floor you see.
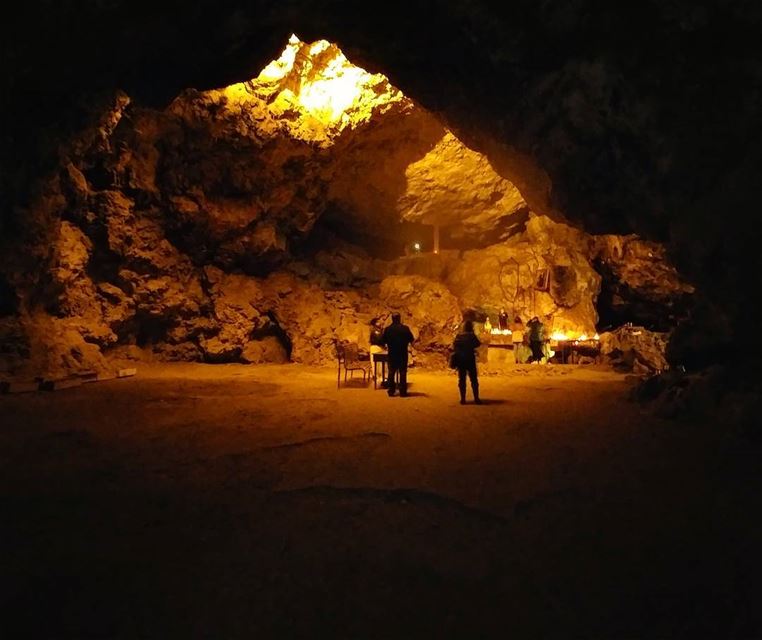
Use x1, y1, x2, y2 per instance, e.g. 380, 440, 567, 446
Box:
1, 363, 759, 638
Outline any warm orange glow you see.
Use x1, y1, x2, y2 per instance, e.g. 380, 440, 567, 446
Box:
257, 33, 300, 81
256, 34, 394, 128
550, 330, 601, 343
490, 328, 512, 336
297, 46, 370, 123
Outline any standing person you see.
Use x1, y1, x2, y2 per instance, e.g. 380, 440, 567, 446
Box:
527, 316, 546, 363
369, 317, 387, 387
511, 315, 527, 363
498, 308, 510, 331
452, 320, 481, 404
381, 313, 415, 397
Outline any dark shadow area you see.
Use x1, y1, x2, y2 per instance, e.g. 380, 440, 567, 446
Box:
0, 276, 18, 316
262, 312, 293, 360
594, 257, 692, 333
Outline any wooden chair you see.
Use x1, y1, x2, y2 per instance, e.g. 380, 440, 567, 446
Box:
336, 342, 370, 388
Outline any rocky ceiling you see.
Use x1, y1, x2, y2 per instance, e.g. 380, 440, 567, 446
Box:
1, 0, 760, 374
162, 35, 530, 248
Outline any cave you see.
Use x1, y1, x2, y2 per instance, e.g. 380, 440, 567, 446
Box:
1, 4, 759, 638
0, 34, 699, 374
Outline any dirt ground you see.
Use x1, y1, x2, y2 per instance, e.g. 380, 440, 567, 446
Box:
1, 363, 758, 638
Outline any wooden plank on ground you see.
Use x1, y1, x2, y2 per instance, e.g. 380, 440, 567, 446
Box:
117, 368, 137, 378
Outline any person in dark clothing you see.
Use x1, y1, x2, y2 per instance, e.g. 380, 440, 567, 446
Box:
452, 320, 481, 404
381, 312, 415, 397
527, 316, 546, 363
498, 308, 510, 331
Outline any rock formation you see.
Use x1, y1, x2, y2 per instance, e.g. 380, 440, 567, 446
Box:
599, 325, 670, 374
0, 35, 693, 380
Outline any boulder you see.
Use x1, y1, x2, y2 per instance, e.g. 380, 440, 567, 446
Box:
599, 325, 669, 373
8, 313, 112, 381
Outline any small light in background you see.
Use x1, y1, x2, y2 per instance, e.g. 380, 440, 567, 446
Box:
413, 242, 421, 252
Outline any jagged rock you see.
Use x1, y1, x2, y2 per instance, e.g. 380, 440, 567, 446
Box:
6, 313, 112, 381
50, 221, 115, 346
199, 266, 270, 361
312, 246, 391, 287
60, 162, 90, 207
378, 275, 462, 364
262, 272, 381, 364
599, 325, 669, 373
241, 337, 289, 364
96, 34, 532, 269
594, 234, 694, 330
389, 252, 461, 282
0, 35, 695, 377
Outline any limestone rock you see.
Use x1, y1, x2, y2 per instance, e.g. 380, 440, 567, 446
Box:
262, 272, 381, 365
199, 266, 270, 361
241, 337, 289, 364
0, 35, 696, 376
599, 325, 669, 373
11, 313, 112, 381
378, 275, 462, 363
594, 234, 694, 330
51, 221, 116, 346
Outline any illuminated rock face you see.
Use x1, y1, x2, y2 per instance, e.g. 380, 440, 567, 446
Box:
0, 36, 691, 376
116, 35, 531, 266
445, 216, 603, 335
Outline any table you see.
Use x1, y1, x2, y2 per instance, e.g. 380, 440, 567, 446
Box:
372, 351, 388, 389
552, 340, 602, 364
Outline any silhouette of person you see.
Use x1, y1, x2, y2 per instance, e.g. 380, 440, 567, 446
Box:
381, 312, 415, 397
527, 316, 546, 363
452, 320, 481, 404
498, 308, 509, 331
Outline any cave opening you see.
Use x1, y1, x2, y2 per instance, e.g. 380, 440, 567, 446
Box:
0, 32, 697, 375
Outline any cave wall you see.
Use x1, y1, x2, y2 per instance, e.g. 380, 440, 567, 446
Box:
4, 5, 744, 375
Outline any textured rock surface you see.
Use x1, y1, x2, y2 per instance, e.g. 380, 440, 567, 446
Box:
594, 235, 694, 331
0, 313, 112, 381
2, 1, 757, 377
446, 215, 601, 334
599, 325, 669, 374
88, 35, 533, 271
0, 35, 691, 378
378, 275, 463, 365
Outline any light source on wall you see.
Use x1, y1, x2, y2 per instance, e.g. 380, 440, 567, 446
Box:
413, 242, 421, 253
